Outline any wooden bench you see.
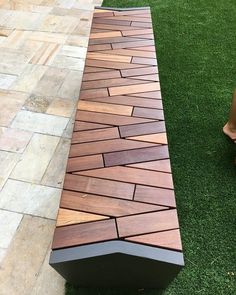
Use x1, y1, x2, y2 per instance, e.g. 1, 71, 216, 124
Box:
50, 6, 184, 288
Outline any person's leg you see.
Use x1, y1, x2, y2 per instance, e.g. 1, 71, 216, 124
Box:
223, 90, 236, 141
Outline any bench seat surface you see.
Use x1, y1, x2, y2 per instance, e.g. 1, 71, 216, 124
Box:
51, 7, 182, 259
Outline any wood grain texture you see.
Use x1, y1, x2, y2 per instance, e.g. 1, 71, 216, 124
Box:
56, 208, 109, 227
51, 8, 182, 253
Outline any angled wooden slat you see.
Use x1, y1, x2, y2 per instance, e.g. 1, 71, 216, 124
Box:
56, 208, 109, 227
71, 127, 120, 144
134, 185, 176, 207
73, 121, 111, 132
105, 16, 152, 23
81, 77, 149, 90
69, 139, 155, 158
121, 67, 158, 77
112, 39, 155, 49
90, 31, 122, 39
67, 154, 104, 172
98, 48, 156, 58
52, 219, 117, 249
83, 70, 121, 81
84, 66, 113, 73
113, 10, 150, 16
92, 23, 146, 31
129, 46, 156, 51
132, 57, 157, 66
75, 110, 154, 126
117, 209, 179, 238
131, 21, 153, 28
129, 91, 162, 99
85, 59, 147, 70
80, 88, 108, 99
64, 174, 135, 200
129, 74, 159, 81
92, 18, 132, 26
133, 107, 164, 120
89, 36, 143, 45
109, 82, 160, 96
77, 101, 133, 116
129, 34, 154, 39
119, 121, 166, 137
61, 190, 167, 218
128, 159, 172, 173
77, 166, 174, 189
84, 95, 163, 109
126, 229, 182, 251
87, 44, 112, 51
127, 133, 168, 144
86, 52, 131, 63
122, 29, 153, 36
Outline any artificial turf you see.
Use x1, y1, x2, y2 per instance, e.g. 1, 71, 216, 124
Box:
66, 0, 236, 294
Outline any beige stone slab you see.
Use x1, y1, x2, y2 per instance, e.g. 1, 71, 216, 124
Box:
39, 14, 79, 33
0, 30, 31, 49
0, 73, 17, 89
72, 18, 92, 36
0, 180, 61, 218
51, 54, 85, 71
28, 31, 68, 44
46, 97, 76, 117
0, 3, 52, 14
0, 248, 7, 265
73, 0, 97, 10
0, 209, 22, 249
11, 110, 69, 136
0, 90, 28, 126
23, 94, 54, 113
66, 34, 88, 47
0, 215, 55, 295
30, 250, 65, 295
0, 47, 30, 64
57, 69, 83, 99
33, 66, 69, 96
11, 64, 47, 93
60, 44, 87, 58
41, 137, 70, 188
0, 151, 20, 190
10, 133, 60, 183
0, 127, 32, 153
62, 111, 75, 138
0, 60, 27, 76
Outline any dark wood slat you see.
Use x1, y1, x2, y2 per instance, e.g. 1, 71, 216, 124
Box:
84, 95, 163, 109
131, 21, 153, 28
103, 145, 169, 167
105, 16, 152, 23
92, 18, 132, 26
52, 219, 117, 249
87, 44, 112, 51
84, 66, 112, 73
64, 173, 135, 200
74, 121, 111, 132
117, 209, 179, 237
67, 155, 104, 172
82, 70, 121, 81
126, 229, 182, 251
122, 29, 153, 36
119, 121, 166, 137
69, 139, 155, 158
75, 110, 154, 126
129, 74, 159, 81
113, 10, 150, 16
121, 67, 158, 77
134, 185, 176, 207
129, 34, 154, 40
132, 57, 157, 66
71, 127, 120, 144
92, 23, 147, 31
129, 91, 162, 99
81, 77, 149, 90
133, 107, 165, 120
80, 88, 108, 99
98, 48, 156, 58
89, 36, 143, 45
77, 165, 174, 189
61, 190, 167, 217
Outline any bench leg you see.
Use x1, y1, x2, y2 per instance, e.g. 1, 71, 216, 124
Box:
223, 89, 236, 141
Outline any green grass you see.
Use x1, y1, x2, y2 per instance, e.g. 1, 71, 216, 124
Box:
66, 1, 236, 294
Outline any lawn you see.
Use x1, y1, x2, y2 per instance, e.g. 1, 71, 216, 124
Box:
66, 0, 236, 294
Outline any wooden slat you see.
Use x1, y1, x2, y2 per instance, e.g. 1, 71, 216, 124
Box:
119, 121, 166, 137
67, 155, 104, 172
127, 159, 172, 173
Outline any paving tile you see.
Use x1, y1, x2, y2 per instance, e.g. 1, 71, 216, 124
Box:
62, 112, 76, 138
0, 215, 55, 295
57, 70, 83, 99
11, 110, 69, 136
66, 34, 88, 47
30, 250, 65, 295
39, 14, 79, 33
0, 209, 22, 249
51, 54, 85, 71
33, 67, 69, 96
46, 97, 76, 117
0, 179, 61, 219
0, 151, 20, 190
23, 94, 53, 113
0, 73, 17, 89
41, 137, 70, 188
59, 45, 87, 58
10, 133, 60, 183
0, 127, 32, 153
0, 248, 7, 265
11, 64, 47, 93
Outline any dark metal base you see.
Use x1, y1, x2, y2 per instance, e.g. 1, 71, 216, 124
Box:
50, 241, 184, 288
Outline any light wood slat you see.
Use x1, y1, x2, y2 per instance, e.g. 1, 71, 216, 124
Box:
109, 82, 160, 96
56, 208, 109, 227
78, 100, 133, 116
127, 133, 168, 144
87, 52, 131, 63
90, 31, 122, 39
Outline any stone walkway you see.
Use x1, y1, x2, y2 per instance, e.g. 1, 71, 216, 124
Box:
0, 1, 102, 294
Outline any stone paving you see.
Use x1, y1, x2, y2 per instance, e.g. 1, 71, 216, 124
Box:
0, 1, 102, 294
